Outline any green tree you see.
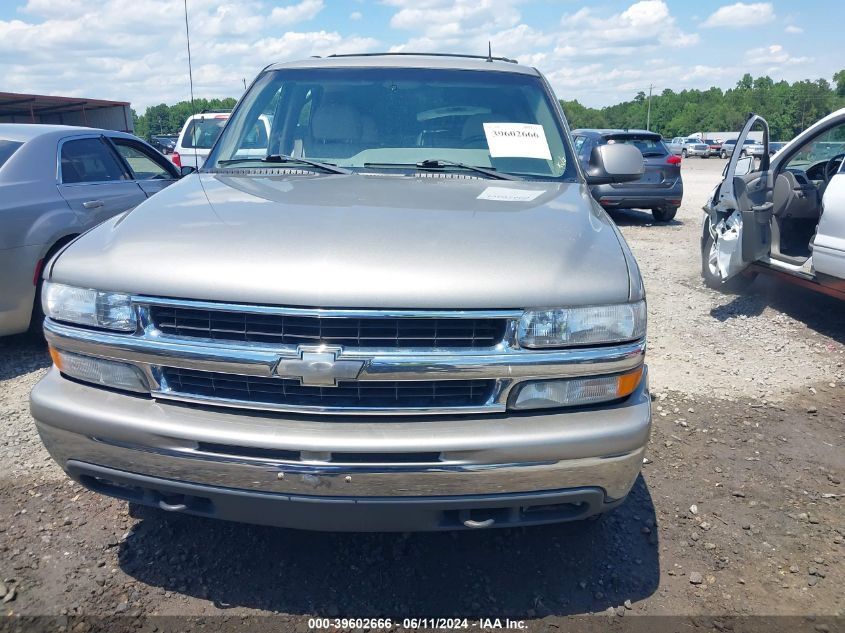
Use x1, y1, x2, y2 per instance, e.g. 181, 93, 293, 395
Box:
133, 97, 238, 140
558, 70, 844, 141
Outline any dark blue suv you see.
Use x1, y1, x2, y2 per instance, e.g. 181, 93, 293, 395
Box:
572, 129, 683, 222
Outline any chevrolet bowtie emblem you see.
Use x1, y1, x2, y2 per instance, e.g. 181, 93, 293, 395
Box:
275, 346, 364, 387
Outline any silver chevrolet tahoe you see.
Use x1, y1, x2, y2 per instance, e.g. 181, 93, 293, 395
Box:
31, 54, 651, 532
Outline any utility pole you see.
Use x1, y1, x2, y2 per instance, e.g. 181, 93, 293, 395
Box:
646, 83, 654, 131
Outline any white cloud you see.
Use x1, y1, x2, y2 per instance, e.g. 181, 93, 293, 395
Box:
701, 2, 775, 29
552, 1, 699, 60
744, 43, 811, 66
0, 0, 376, 110
349, 11, 363, 21
387, 0, 521, 37
269, 0, 324, 26
784, 24, 803, 34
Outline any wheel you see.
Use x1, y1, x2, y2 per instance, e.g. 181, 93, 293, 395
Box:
28, 236, 77, 336
720, 150, 727, 159
681, 149, 687, 158
701, 226, 756, 291
652, 206, 678, 223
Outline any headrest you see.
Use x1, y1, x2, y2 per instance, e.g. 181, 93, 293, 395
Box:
311, 104, 362, 143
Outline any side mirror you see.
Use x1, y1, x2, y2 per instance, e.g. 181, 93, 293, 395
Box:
179, 166, 197, 177
585, 144, 645, 185
734, 156, 753, 177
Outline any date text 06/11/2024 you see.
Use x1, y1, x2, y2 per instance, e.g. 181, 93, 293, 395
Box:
307, 617, 528, 630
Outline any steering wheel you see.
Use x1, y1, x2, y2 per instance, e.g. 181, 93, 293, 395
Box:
824, 153, 845, 182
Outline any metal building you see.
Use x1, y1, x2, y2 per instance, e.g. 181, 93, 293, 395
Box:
0, 92, 133, 132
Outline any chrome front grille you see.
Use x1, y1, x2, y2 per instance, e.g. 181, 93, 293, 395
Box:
163, 367, 495, 410
43, 298, 647, 416
150, 305, 506, 349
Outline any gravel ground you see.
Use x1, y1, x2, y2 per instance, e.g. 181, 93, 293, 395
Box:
1, 158, 843, 629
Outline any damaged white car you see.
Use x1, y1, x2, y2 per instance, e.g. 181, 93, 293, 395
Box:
701, 109, 845, 300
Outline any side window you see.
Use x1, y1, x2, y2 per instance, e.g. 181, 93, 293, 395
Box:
786, 120, 845, 171
111, 139, 174, 180
241, 120, 269, 150
572, 135, 586, 154
60, 138, 127, 184
578, 138, 593, 161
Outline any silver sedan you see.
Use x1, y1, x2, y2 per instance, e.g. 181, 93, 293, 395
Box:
0, 124, 181, 336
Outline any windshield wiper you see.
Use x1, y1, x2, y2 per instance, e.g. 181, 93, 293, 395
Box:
364, 159, 520, 180
641, 152, 665, 157
216, 154, 351, 175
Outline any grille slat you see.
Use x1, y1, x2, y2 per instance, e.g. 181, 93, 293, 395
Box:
151, 306, 506, 348
163, 368, 494, 409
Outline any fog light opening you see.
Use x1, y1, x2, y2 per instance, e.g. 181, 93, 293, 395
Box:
50, 348, 149, 393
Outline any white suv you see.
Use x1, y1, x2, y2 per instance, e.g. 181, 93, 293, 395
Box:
172, 112, 231, 170
173, 112, 273, 170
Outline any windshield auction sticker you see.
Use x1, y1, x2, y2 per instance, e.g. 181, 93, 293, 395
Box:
483, 123, 552, 160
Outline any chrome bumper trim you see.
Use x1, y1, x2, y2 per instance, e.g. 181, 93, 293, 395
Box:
38, 423, 646, 500
44, 320, 646, 382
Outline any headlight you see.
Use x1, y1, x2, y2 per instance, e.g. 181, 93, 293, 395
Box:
42, 282, 136, 332
49, 347, 148, 393
509, 367, 644, 410
517, 301, 646, 348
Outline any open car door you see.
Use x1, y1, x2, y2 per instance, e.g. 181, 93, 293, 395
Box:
707, 114, 774, 280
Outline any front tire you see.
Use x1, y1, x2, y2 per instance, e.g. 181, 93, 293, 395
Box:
652, 206, 678, 223
701, 227, 756, 291
681, 149, 687, 158
720, 150, 727, 159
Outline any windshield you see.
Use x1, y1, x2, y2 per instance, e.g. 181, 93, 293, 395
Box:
0, 140, 23, 171
182, 117, 228, 149
208, 67, 575, 180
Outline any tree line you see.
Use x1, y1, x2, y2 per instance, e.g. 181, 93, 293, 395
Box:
561, 70, 845, 141
132, 97, 237, 139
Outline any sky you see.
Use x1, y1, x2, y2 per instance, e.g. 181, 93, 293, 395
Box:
0, 0, 840, 111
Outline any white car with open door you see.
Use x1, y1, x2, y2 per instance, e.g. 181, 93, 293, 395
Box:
701, 109, 845, 300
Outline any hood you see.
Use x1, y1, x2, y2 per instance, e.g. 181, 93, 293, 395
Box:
51, 172, 634, 309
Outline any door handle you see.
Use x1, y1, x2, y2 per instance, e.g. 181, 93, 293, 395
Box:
82, 200, 104, 209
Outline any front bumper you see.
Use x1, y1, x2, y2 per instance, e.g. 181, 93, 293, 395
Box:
31, 367, 651, 531
684, 148, 709, 157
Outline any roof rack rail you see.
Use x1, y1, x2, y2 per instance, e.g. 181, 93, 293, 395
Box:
327, 52, 519, 64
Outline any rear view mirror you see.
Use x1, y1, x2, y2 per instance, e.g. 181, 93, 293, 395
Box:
180, 166, 197, 177
585, 144, 645, 185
